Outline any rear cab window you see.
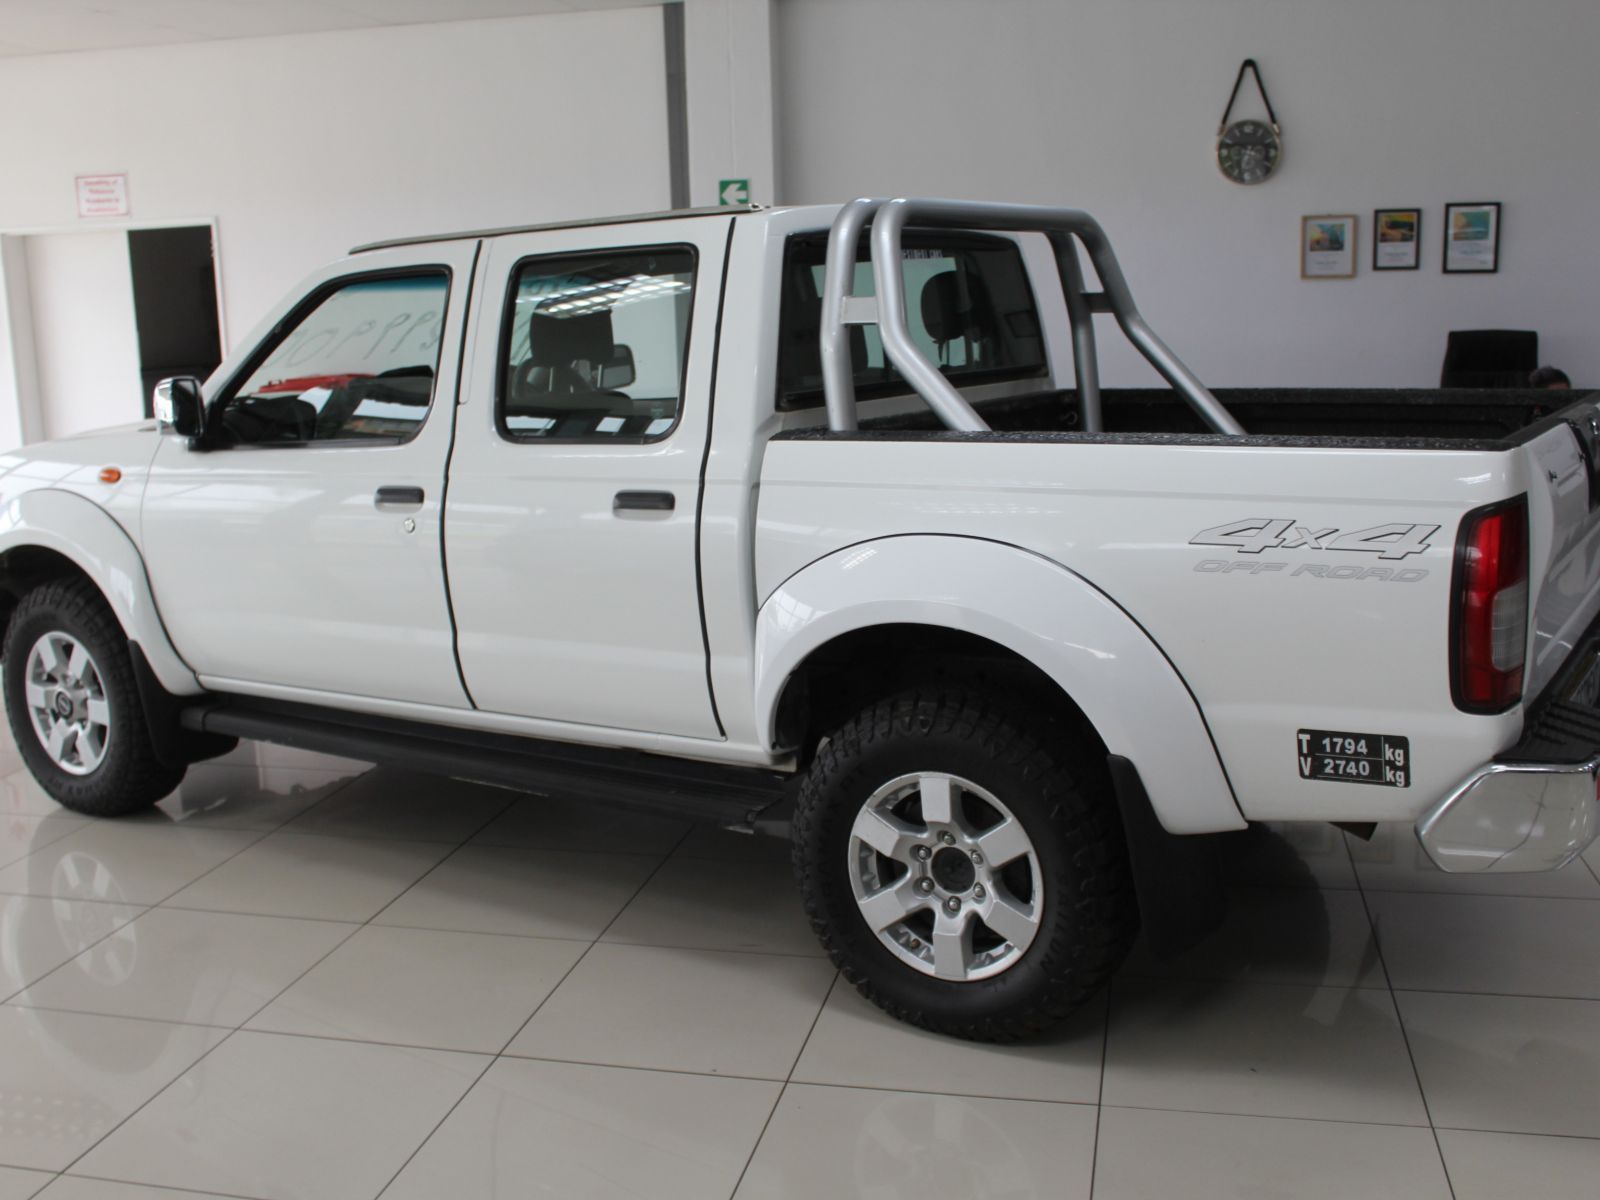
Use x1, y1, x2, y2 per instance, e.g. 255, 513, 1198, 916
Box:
776, 232, 1046, 412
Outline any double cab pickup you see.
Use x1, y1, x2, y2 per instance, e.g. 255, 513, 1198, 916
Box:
2, 198, 1597, 1039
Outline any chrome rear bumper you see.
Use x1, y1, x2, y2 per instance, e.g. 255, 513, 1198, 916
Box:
1417, 757, 1600, 873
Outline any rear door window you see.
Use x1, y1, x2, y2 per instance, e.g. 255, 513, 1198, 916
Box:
498, 246, 696, 442
776, 232, 1046, 410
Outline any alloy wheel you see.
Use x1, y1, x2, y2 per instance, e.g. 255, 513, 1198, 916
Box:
24, 631, 111, 776
847, 771, 1044, 981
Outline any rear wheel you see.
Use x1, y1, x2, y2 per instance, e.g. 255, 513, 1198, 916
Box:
3, 579, 185, 816
792, 686, 1137, 1040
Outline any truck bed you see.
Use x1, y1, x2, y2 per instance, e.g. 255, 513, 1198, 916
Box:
823, 387, 1588, 450
759, 377, 1600, 828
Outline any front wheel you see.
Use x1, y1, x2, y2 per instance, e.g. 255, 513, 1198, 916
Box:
792, 686, 1137, 1041
3, 579, 185, 816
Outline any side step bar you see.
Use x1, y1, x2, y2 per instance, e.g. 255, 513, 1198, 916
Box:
179, 699, 794, 833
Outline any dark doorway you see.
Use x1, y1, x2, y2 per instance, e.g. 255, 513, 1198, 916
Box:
128, 226, 222, 418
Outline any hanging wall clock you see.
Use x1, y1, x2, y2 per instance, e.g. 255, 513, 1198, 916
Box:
1216, 59, 1282, 185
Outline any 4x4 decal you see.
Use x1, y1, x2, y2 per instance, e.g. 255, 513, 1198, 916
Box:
1191, 518, 1439, 560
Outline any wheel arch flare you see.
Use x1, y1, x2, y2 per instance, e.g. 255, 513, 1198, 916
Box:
753, 535, 1245, 835
0, 489, 200, 696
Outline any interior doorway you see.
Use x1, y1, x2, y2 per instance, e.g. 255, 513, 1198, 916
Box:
1, 223, 222, 443
128, 226, 223, 419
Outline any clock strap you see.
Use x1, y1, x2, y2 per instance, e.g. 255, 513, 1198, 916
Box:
1219, 58, 1279, 135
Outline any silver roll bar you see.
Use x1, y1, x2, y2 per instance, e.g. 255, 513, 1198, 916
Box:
819, 198, 881, 432
820, 197, 1244, 436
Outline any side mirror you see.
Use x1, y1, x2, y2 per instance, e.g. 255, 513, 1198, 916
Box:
598, 344, 636, 390
153, 376, 204, 438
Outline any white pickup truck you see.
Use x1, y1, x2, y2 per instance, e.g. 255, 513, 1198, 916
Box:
3, 198, 1598, 1040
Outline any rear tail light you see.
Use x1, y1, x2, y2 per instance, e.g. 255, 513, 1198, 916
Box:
1451, 496, 1528, 713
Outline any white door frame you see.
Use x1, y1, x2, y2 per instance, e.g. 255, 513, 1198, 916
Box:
0, 216, 228, 446
0, 215, 229, 350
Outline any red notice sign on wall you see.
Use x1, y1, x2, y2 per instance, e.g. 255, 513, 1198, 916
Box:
75, 174, 130, 218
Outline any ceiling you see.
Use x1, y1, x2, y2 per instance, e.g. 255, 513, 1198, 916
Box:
0, 0, 667, 58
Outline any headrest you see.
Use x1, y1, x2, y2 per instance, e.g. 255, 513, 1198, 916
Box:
527, 309, 614, 369
920, 272, 991, 344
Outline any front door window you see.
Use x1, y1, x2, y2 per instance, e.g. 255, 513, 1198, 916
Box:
215, 272, 450, 446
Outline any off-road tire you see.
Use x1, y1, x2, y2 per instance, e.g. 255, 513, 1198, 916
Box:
3, 579, 185, 816
792, 685, 1137, 1041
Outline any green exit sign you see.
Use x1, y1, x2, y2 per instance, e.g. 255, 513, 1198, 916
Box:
718, 178, 751, 206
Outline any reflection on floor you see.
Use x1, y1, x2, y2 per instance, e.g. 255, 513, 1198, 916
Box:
1, 735, 1599, 1199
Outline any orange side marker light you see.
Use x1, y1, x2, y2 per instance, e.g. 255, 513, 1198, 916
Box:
98, 467, 122, 484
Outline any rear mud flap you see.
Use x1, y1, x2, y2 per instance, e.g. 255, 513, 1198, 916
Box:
1108, 754, 1228, 959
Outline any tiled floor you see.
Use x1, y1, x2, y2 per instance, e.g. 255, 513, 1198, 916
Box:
1, 737, 1599, 1198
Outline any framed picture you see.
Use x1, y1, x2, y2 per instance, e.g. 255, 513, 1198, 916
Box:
1301, 214, 1357, 279
1373, 208, 1422, 271
1443, 202, 1501, 273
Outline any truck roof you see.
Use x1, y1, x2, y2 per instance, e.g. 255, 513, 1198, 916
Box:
349, 204, 766, 254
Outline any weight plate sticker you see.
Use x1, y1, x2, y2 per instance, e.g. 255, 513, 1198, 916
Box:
1297, 729, 1410, 788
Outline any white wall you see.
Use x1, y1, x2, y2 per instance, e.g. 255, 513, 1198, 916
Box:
0, 8, 672, 374
684, 0, 778, 206
24, 231, 144, 438
0, 237, 44, 448
777, 0, 1600, 388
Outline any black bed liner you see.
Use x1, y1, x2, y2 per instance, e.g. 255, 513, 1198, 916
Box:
774, 387, 1596, 452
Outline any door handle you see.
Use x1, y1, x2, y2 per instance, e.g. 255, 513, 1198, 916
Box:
613, 490, 675, 513
374, 485, 425, 508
